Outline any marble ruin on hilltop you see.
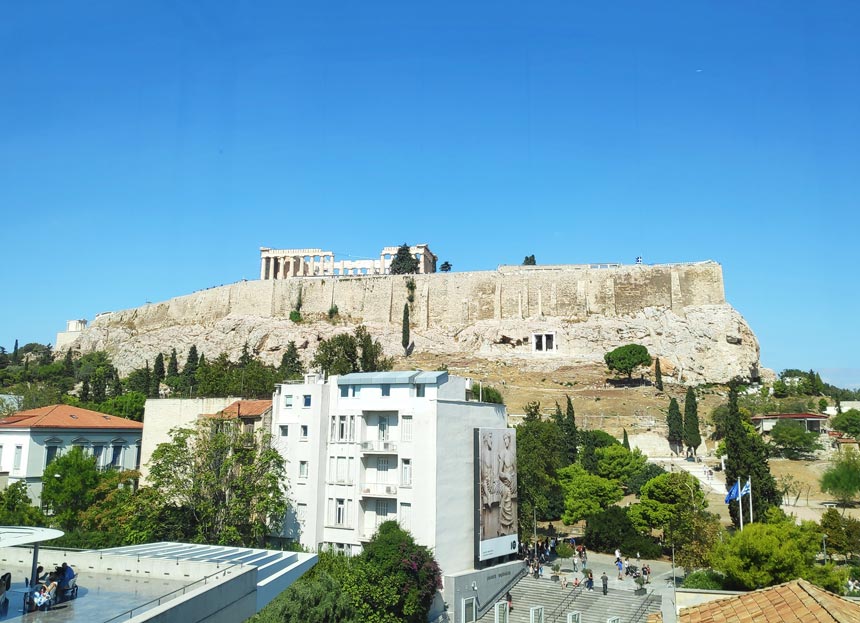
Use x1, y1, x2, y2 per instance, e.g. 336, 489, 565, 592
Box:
259, 244, 437, 279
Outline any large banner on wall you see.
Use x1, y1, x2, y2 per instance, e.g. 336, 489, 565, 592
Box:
474, 428, 518, 561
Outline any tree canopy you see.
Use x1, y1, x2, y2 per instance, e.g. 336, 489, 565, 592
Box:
667, 397, 683, 453
604, 344, 652, 379
683, 387, 702, 455
820, 449, 860, 509
312, 326, 393, 377
389, 244, 420, 275
558, 464, 623, 524
769, 420, 822, 459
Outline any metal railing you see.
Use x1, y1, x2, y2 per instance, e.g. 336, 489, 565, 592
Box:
360, 440, 398, 453
475, 565, 528, 621
546, 583, 585, 623
626, 589, 657, 623
101, 563, 241, 623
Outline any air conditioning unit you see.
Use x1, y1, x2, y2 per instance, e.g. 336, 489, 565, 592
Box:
385, 485, 397, 495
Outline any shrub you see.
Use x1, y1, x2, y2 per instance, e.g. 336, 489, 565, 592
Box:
682, 570, 726, 590
584, 506, 661, 559
289, 310, 302, 323
328, 305, 339, 319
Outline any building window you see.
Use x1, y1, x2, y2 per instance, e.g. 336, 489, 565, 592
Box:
0, 445, 4, 469
45, 445, 59, 468
340, 385, 349, 398
330, 416, 337, 441
13, 445, 22, 471
111, 444, 123, 468
301, 425, 309, 439
416, 384, 425, 398
279, 425, 289, 437
533, 332, 556, 352
381, 384, 391, 397
378, 416, 389, 441
401, 458, 412, 486
399, 502, 412, 530
402, 416, 413, 442
350, 385, 359, 397
335, 498, 346, 526
284, 395, 293, 408
303, 395, 312, 408
92, 445, 104, 467
297, 503, 307, 523
377, 457, 390, 482
134, 444, 141, 470
336, 457, 347, 483
338, 415, 347, 440
299, 461, 309, 479
349, 415, 355, 441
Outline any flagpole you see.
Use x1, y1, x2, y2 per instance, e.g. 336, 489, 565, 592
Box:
748, 476, 753, 524
738, 481, 744, 531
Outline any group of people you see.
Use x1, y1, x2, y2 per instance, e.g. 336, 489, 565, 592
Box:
30, 563, 74, 609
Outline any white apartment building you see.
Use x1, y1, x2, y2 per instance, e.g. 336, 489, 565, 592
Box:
272, 371, 512, 579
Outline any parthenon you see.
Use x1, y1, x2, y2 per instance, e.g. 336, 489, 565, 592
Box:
259, 244, 437, 279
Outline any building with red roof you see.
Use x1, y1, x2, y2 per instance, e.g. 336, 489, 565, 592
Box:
0, 404, 143, 507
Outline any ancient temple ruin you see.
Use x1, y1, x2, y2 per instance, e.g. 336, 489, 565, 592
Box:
259, 244, 437, 279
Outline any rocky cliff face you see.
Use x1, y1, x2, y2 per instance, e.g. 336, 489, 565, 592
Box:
64, 269, 761, 385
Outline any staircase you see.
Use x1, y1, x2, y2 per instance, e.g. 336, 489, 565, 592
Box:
477, 575, 661, 623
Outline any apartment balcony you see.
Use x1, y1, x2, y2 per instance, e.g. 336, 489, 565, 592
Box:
360, 440, 398, 453
359, 482, 398, 498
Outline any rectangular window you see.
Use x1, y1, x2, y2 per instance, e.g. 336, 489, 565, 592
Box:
297, 503, 307, 523
284, 395, 293, 408
336, 457, 347, 483
338, 415, 347, 441
299, 461, 309, 479
93, 445, 104, 467
348, 457, 355, 484
349, 415, 356, 441
402, 416, 413, 442
13, 446, 22, 471
303, 394, 312, 408
378, 416, 388, 441
335, 498, 346, 526
279, 425, 289, 437
0, 445, 4, 469
401, 458, 412, 486
301, 425, 309, 439
330, 416, 337, 441
381, 384, 391, 397
377, 457, 390, 483
399, 502, 412, 530
462, 597, 476, 623
340, 385, 348, 398
134, 445, 141, 470
111, 445, 122, 468
416, 384, 425, 398
351, 385, 359, 397
45, 446, 59, 468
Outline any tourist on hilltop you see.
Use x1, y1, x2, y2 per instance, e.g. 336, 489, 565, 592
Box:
601, 572, 609, 595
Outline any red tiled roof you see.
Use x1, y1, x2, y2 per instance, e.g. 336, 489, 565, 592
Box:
649, 579, 860, 623
202, 400, 273, 420
0, 405, 143, 430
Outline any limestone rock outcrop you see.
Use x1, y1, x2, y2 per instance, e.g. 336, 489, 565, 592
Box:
62, 262, 762, 385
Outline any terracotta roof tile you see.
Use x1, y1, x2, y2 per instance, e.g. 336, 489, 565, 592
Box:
0, 405, 143, 430
206, 400, 273, 419
677, 580, 860, 623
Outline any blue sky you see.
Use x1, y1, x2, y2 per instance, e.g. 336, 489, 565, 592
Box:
1, 2, 858, 386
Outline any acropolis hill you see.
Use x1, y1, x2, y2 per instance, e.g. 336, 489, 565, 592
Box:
58, 253, 761, 386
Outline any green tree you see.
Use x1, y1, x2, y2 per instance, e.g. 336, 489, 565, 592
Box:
153, 353, 165, 383
580, 429, 598, 474
402, 304, 410, 355
769, 420, 822, 459
558, 464, 624, 524
474, 384, 504, 404
724, 385, 781, 528
683, 387, 702, 456
63, 348, 75, 376
279, 341, 304, 380
625, 462, 666, 496
389, 244, 419, 275
167, 348, 179, 377
622, 428, 630, 450
522, 255, 536, 265
831, 409, 860, 440
125, 363, 151, 396
551, 396, 578, 465
0, 481, 45, 526
820, 449, 860, 509
148, 419, 288, 546
516, 416, 565, 534
254, 567, 357, 623
604, 344, 652, 380
629, 471, 706, 533
80, 378, 90, 402
12, 339, 19, 364
675, 510, 722, 573
667, 397, 683, 454
183, 345, 199, 383
595, 444, 648, 485
91, 366, 108, 402
654, 358, 663, 391
523, 401, 541, 422
42, 447, 102, 531
312, 326, 393, 376
584, 506, 661, 558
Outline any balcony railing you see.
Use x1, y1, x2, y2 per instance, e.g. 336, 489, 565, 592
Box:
360, 482, 398, 497
360, 440, 398, 453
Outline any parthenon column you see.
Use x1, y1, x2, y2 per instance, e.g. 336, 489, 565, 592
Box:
260, 257, 267, 280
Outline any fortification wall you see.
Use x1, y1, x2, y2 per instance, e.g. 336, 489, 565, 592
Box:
69, 261, 757, 384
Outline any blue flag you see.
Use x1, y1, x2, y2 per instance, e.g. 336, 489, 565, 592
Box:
740, 478, 751, 498
725, 480, 739, 504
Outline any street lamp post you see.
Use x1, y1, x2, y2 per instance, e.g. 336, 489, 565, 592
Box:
822, 534, 828, 565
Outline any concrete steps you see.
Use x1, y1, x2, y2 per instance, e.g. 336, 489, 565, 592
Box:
478, 575, 661, 623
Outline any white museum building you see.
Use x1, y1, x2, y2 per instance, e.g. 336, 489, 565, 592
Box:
0, 404, 143, 506
272, 370, 522, 623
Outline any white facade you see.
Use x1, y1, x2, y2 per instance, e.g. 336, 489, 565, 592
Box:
272, 371, 507, 578
0, 418, 142, 507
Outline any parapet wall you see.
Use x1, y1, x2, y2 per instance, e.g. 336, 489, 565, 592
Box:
96, 261, 725, 332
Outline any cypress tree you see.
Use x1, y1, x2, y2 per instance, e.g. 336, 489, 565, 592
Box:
655, 358, 663, 391
153, 353, 166, 383
110, 369, 123, 397
551, 395, 579, 465
622, 428, 630, 450
183, 346, 199, 381
580, 431, 598, 474
11, 339, 18, 364
683, 386, 702, 456
724, 384, 781, 528
167, 348, 179, 377
63, 348, 74, 376
402, 304, 410, 355
279, 341, 304, 380
667, 397, 683, 455
92, 369, 107, 403
80, 378, 90, 402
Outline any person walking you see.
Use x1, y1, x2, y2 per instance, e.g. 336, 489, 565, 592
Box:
616, 558, 624, 580
587, 571, 595, 591
506, 591, 513, 612
601, 571, 609, 595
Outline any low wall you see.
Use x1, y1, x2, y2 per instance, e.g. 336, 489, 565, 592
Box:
443, 560, 525, 623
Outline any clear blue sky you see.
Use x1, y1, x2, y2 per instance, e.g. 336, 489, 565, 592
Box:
2, 2, 858, 386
